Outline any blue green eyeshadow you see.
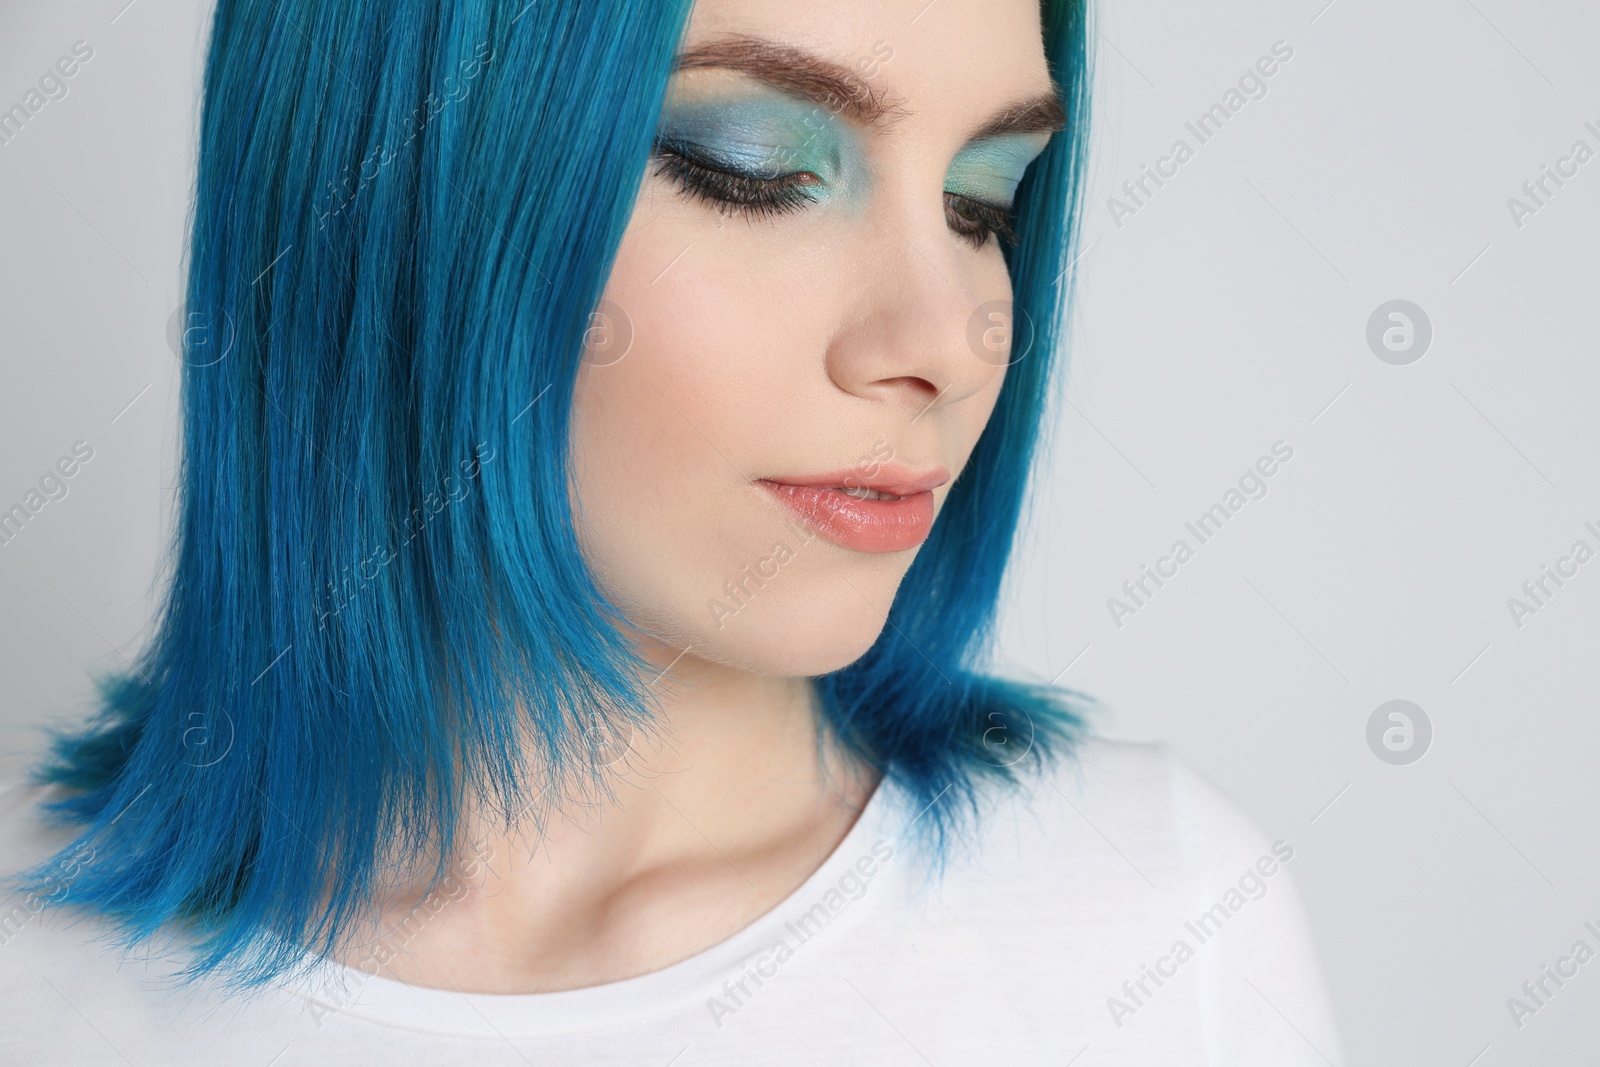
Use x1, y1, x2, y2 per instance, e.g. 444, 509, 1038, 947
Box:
654, 85, 866, 202
654, 78, 1053, 226
944, 135, 1051, 208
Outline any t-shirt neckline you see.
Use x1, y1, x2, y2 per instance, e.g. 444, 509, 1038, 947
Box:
282, 776, 904, 1039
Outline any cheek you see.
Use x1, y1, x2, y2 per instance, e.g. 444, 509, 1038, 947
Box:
568, 225, 810, 644
949, 366, 1006, 473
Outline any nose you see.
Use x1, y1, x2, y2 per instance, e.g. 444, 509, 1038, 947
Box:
823, 219, 1010, 414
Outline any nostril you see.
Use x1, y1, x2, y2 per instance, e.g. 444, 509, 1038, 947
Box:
879, 375, 941, 403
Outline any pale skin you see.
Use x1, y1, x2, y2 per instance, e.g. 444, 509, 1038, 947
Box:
341, 0, 1060, 994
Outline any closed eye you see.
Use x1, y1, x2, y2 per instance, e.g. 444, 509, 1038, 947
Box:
651, 142, 823, 221
651, 142, 1021, 249
944, 192, 1017, 250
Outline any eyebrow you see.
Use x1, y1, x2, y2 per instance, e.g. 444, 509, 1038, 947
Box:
673, 34, 1068, 141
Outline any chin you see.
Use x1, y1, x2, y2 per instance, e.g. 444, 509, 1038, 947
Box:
696, 606, 887, 678
640, 552, 914, 678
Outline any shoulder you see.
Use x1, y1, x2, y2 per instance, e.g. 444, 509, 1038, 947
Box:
0, 779, 346, 1060
996, 733, 1284, 876
960, 735, 1346, 1063
989, 731, 1312, 932
1037, 732, 1264, 824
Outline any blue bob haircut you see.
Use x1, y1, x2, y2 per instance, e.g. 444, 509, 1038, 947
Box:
7, 0, 1095, 993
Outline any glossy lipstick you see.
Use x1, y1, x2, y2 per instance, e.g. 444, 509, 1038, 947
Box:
758, 465, 949, 553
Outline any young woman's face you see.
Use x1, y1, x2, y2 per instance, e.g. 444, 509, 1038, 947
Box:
570, 0, 1061, 677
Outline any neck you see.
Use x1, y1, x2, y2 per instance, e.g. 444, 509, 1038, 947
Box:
336, 646, 880, 994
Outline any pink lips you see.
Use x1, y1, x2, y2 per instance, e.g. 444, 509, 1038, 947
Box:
758, 465, 950, 553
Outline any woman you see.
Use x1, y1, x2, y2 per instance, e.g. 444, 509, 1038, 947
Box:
0, 0, 1345, 1062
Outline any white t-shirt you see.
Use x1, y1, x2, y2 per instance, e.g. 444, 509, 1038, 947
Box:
0, 737, 1346, 1065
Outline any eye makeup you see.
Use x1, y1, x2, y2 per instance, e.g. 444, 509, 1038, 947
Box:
649, 72, 1055, 249
651, 78, 869, 216
941, 133, 1052, 249
944, 135, 1052, 210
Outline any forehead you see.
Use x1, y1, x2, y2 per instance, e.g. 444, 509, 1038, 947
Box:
677, 0, 1055, 141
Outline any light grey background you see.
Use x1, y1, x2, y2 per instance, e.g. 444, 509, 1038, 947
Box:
2, 1, 1596, 1063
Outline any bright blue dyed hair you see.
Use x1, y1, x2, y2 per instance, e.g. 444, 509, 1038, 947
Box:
8, 0, 1095, 992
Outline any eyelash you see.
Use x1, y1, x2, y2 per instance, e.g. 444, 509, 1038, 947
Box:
651, 145, 819, 222
943, 191, 1019, 250
650, 143, 1019, 251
